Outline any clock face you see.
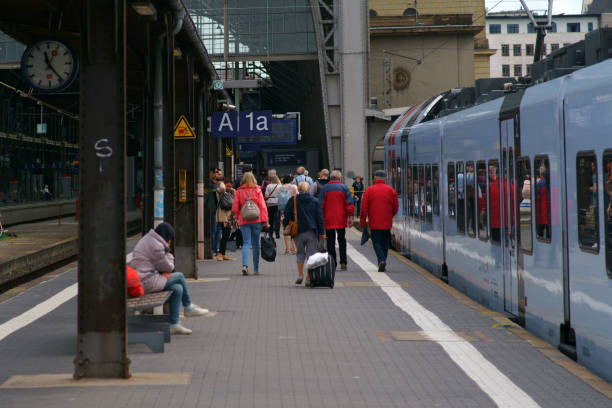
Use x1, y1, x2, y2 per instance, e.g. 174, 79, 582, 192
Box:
21, 39, 78, 91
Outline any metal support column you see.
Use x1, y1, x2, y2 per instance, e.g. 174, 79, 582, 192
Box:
75, 0, 129, 378
174, 55, 197, 277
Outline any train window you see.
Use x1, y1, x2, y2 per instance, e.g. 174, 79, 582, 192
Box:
466, 161, 476, 237
477, 161, 488, 240
397, 161, 402, 196
433, 164, 440, 216
419, 164, 425, 221
457, 162, 465, 234
603, 152, 612, 278
426, 164, 432, 224
406, 165, 412, 216
489, 160, 501, 244
576, 153, 599, 252
448, 162, 456, 218
534, 156, 551, 243
508, 149, 516, 248
412, 164, 418, 218
517, 158, 533, 252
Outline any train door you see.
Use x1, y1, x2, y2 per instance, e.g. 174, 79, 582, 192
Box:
500, 118, 520, 316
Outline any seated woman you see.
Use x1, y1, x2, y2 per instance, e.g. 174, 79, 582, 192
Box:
283, 181, 325, 286
131, 222, 208, 335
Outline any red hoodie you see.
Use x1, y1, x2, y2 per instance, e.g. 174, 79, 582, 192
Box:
232, 185, 269, 226
360, 180, 398, 230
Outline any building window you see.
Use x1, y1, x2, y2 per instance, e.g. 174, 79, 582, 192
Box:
502, 64, 510, 77
403, 8, 417, 16
550, 22, 557, 32
526, 44, 534, 56
489, 24, 501, 34
507, 24, 519, 33
551, 43, 559, 52
501, 44, 509, 56
369, 9, 378, 17
567, 22, 581, 32
513, 44, 522, 56
526, 64, 533, 76
535, 156, 551, 242
527, 23, 535, 33
588, 22, 594, 32
514, 64, 522, 77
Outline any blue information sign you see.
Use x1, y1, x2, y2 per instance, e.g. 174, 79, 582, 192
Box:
211, 110, 272, 138
236, 119, 296, 145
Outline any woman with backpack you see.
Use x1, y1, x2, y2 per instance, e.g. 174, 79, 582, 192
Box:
232, 172, 269, 275
264, 174, 282, 239
279, 174, 298, 254
215, 182, 235, 262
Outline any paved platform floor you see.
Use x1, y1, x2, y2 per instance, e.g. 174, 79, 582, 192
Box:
0, 229, 611, 407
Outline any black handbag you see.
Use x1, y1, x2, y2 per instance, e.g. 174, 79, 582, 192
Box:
260, 235, 277, 262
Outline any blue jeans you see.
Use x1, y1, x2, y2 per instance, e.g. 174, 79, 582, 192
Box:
240, 222, 262, 272
163, 272, 192, 325
211, 214, 219, 254
371, 229, 390, 264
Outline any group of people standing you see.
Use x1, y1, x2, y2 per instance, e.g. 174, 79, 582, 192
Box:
128, 164, 398, 334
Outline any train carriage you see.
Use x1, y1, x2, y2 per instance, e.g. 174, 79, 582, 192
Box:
384, 57, 612, 383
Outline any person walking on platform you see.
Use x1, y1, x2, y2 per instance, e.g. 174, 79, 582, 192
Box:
293, 166, 313, 187
131, 222, 209, 335
320, 170, 354, 270
280, 174, 298, 254
360, 170, 398, 272
352, 176, 365, 217
283, 181, 325, 286
264, 173, 282, 239
215, 181, 235, 262
310, 168, 329, 198
232, 172, 269, 276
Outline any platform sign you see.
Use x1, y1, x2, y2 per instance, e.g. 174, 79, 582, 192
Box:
236, 119, 296, 145
174, 115, 196, 139
213, 80, 224, 90
211, 110, 272, 139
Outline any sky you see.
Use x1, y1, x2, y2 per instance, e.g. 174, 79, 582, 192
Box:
485, 0, 583, 15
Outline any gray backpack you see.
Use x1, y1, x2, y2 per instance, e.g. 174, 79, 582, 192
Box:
241, 189, 260, 221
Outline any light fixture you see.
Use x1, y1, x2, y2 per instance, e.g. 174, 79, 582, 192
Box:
132, 2, 157, 16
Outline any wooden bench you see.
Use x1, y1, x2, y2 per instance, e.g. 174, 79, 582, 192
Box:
127, 290, 172, 353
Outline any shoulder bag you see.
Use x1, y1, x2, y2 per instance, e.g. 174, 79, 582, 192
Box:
283, 195, 299, 237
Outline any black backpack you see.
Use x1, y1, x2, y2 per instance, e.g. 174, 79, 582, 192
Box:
219, 191, 234, 210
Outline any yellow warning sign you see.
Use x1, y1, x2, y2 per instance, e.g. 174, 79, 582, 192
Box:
174, 115, 196, 139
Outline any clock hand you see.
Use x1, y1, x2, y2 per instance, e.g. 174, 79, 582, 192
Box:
43, 51, 51, 68
47, 63, 64, 82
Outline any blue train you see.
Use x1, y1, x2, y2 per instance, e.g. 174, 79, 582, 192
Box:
384, 57, 612, 383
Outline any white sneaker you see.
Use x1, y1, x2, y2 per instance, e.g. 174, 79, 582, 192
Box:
170, 323, 192, 335
184, 304, 209, 317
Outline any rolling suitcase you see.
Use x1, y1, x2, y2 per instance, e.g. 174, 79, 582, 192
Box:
308, 258, 335, 288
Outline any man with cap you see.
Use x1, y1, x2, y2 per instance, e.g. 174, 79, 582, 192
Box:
131, 222, 209, 334
360, 170, 398, 272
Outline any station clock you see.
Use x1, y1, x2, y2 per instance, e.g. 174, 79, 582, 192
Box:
20, 38, 78, 92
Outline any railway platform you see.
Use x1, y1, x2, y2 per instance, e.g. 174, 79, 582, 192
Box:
0, 228, 611, 407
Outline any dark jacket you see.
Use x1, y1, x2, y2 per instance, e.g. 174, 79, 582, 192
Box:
283, 192, 324, 235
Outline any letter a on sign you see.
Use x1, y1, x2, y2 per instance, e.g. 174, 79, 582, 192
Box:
174, 115, 197, 139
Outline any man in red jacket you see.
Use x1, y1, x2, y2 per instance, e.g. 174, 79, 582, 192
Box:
320, 170, 354, 270
360, 170, 399, 272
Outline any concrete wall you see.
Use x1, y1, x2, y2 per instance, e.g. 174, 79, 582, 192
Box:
370, 34, 475, 108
